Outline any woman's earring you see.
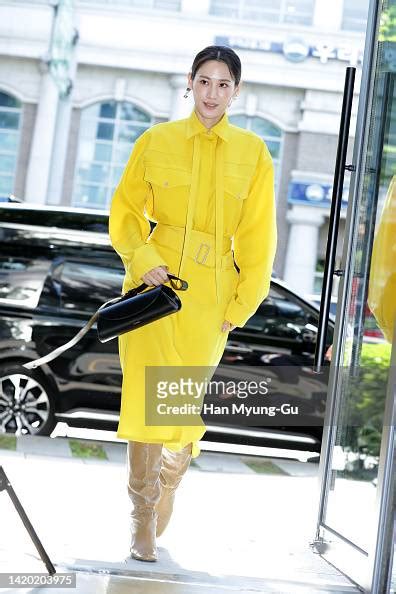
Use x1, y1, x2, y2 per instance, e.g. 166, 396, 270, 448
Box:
183, 87, 191, 98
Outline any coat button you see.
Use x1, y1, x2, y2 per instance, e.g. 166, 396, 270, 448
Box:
164, 181, 169, 187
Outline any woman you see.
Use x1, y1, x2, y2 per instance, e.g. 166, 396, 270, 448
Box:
109, 45, 277, 562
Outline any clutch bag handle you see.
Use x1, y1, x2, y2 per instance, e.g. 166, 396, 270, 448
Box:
23, 272, 187, 370
118, 273, 188, 303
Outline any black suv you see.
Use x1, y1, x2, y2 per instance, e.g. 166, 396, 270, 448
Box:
0, 204, 334, 452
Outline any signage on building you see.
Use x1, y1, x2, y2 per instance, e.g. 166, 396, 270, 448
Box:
215, 36, 363, 66
287, 181, 349, 208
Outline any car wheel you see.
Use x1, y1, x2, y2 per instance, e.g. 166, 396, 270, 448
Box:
0, 364, 56, 436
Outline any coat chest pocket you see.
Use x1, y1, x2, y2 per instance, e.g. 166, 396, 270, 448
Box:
144, 165, 191, 189
144, 165, 191, 219
224, 174, 250, 201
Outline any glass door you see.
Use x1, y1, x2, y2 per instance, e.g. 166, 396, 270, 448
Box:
312, 0, 396, 592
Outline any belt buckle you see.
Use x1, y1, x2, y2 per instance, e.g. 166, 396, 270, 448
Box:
194, 242, 210, 265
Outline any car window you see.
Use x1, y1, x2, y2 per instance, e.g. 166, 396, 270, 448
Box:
59, 260, 124, 314
243, 284, 333, 345
0, 257, 50, 309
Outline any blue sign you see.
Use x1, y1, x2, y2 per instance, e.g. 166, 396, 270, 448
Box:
215, 36, 363, 66
287, 181, 349, 208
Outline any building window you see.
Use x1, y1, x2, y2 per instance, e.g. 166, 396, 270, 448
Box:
72, 101, 154, 210
341, 0, 369, 32
77, 0, 181, 10
228, 114, 283, 193
209, 0, 315, 25
0, 91, 22, 200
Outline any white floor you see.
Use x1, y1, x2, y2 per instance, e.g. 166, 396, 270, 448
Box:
0, 440, 361, 593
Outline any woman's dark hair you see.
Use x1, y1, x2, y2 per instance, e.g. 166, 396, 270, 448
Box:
191, 45, 241, 86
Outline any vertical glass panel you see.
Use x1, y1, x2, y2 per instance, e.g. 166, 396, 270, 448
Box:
324, 1, 396, 552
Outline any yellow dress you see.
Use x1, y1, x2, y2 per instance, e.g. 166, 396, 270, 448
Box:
109, 108, 277, 458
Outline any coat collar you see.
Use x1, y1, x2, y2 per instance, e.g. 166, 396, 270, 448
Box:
186, 108, 230, 142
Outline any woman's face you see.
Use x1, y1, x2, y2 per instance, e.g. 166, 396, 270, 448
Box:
187, 59, 239, 127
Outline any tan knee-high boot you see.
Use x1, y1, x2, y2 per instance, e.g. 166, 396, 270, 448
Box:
155, 443, 192, 537
127, 441, 163, 562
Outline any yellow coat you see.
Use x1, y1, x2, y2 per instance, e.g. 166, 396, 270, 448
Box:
367, 175, 396, 343
109, 108, 277, 458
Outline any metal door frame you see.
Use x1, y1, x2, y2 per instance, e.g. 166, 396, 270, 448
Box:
311, 0, 395, 591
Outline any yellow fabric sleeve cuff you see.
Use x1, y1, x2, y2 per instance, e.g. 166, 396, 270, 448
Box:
224, 299, 257, 329
129, 243, 169, 285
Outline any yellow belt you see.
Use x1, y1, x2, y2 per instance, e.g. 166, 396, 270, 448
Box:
150, 222, 233, 270
155, 134, 226, 304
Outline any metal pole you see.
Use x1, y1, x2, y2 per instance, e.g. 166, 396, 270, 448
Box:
0, 466, 56, 575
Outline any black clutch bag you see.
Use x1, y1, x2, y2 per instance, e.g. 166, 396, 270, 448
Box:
97, 273, 188, 342
23, 273, 188, 370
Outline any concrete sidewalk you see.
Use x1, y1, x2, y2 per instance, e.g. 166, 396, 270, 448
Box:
0, 435, 360, 593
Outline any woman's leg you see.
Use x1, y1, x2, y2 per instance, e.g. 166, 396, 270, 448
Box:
155, 442, 193, 537
127, 441, 163, 561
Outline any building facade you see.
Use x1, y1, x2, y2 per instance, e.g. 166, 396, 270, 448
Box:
0, 0, 368, 295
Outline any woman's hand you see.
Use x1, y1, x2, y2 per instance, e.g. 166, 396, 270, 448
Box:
142, 265, 169, 286
221, 320, 236, 332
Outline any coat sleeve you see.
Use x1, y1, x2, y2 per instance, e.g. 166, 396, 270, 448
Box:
109, 129, 168, 286
224, 140, 277, 328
